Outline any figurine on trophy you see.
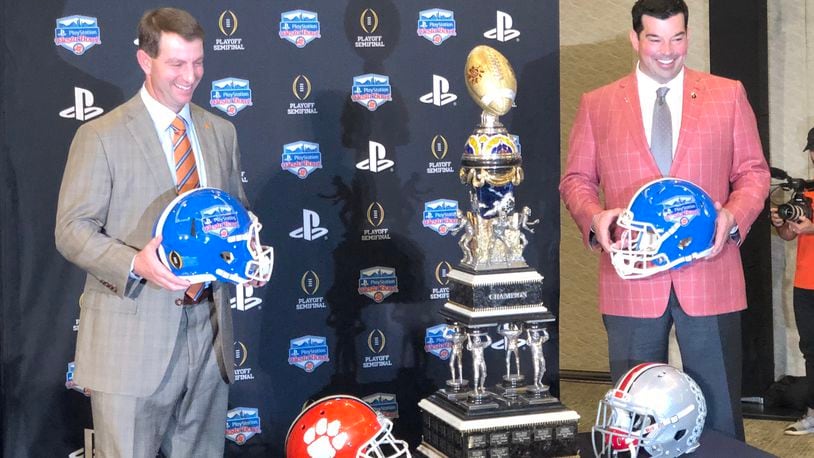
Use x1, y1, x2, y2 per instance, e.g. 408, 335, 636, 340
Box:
466, 330, 492, 397
527, 325, 550, 392
450, 210, 475, 265
498, 322, 523, 383
515, 206, 540, 251
443, 324, 469, 390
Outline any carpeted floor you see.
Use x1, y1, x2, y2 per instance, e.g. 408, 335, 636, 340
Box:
561, 380, 814, 458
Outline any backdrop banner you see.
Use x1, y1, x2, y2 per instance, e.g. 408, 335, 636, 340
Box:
0, 1, 560, 455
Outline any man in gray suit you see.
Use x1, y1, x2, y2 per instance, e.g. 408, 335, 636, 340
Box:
55, 8, 257, 457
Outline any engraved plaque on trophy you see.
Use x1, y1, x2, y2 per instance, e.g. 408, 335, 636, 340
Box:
417, 45, 579, 457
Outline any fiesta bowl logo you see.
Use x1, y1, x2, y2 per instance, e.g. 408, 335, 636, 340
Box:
363, 393, 400, 420
281, 141, 322, 179
225, 407, 261, 445
351, 74, 392, 111
424, 324, 453, 360
417, 9, 456, 45
422, 199, 459, 235
54, 15, 101, 55
210, 78, 253, 116
661, 195, 700, 226
200, 205, 239, 238
279, 10, 321, 48
201, 205, 239, 239
358, 266, 399, 303
288, 335, 330, 373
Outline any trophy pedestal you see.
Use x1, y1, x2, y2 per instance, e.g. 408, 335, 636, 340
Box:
417, 394, 579, 457
442, 266, 554, 326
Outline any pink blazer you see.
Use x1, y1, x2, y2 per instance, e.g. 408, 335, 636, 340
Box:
560, 68, 769, 318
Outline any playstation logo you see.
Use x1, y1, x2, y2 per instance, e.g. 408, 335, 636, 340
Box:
484, 11, 520, 42
289, 209, 329, 241
229, 288, 262, 311
356, 140, 394, 173
59, 87, 104, 121
419, 75, 457, 107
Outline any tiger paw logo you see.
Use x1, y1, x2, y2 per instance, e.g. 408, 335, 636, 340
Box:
303, 418, 349, 457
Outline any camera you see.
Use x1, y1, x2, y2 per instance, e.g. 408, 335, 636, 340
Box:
778, 193, 813, 222
771, 167, 814, 222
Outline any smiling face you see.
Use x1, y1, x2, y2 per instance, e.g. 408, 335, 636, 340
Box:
629, 13, 688, 84
137, 31, 203, 113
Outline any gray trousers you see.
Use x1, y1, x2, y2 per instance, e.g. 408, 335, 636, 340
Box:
90, 302, 229, 458
603, 287, 744, 441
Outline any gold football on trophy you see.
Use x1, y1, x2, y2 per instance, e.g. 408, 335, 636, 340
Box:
464, 45, 517, 116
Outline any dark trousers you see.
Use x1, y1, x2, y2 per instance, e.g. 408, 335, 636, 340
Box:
603, 287, 744, 441
793, 287, 814, 410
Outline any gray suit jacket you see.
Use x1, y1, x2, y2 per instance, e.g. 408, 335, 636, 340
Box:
56, 94, 243, 397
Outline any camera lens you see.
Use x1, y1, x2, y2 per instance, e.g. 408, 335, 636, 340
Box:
778, 203, 807, 222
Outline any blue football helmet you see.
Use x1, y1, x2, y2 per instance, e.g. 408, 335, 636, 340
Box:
610, 178, 717, 279
154, 188, 273, 285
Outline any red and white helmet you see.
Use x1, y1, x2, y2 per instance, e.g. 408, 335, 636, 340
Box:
593, 363, 706, 458
285, 395, 411, 458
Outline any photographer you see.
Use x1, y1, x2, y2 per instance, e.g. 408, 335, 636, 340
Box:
771, 127, 814, 435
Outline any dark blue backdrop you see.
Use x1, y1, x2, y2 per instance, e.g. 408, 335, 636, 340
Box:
0, 1, 560, 455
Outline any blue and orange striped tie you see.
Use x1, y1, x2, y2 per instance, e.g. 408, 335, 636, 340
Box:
171, 116, 200, 193
170, 116, 204, 301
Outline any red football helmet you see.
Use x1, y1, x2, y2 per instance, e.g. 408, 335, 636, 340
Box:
285, 395, 411, 457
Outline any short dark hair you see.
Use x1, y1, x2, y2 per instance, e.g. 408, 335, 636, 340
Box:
632, 0, 689, 35
138, 8, 204, 58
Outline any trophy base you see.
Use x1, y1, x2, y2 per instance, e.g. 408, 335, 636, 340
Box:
418, 393, 579, 457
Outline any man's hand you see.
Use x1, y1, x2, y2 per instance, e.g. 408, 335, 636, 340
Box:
769, 207, 785, 228
591, 208, 624, 252
788, 215, 814, 235
708, 202, 736, 259
133, 236, 190, 291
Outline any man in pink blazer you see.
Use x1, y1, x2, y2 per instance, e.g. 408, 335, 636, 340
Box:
560, 0, 769, 440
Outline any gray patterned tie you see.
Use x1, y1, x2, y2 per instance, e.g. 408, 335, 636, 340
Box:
651, 86, 672, 176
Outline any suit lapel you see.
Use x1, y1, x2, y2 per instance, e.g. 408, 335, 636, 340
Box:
190, 105, 224, 190
673, 68, 703, 168
124, 95, 174, 188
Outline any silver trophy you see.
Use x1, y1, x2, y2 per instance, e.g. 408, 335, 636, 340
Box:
418, 45, 579, 457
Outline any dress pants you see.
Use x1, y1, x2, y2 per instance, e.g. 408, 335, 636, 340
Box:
793, 287, 814, 410
90, 301, 229, 458
603, 286, 744, 441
